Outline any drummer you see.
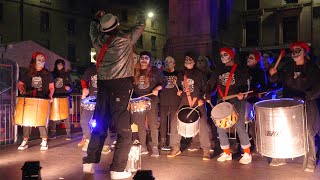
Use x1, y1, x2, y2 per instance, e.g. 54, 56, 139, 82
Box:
17, 52, 54, 151
132, 51, 166, 157
48, 59, 73, 140
269, 42, 320, 172
167, 51, 211, 160
206, 47, 252, 164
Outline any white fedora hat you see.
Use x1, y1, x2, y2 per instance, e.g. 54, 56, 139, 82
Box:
99, 13, 120, 32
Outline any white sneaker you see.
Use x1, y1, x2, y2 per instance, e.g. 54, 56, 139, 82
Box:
102, 145, 111, 154
18, 140, 28, 150
82, 140, 89, 151
239, 153, 252, 165
83, 163, 95, 174
40, 140, 48, 151
111, 140, 117, 148
110, 170, 131, 179
217, 152, 232, 162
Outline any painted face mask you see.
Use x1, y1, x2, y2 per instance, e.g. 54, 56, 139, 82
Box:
36, 55, 45, 68
154, 59, 162, 69
140, 55, 150, 69
291, 47, 304, 61
184, 56, 195, 69
220, 52, 232, 64
165, 59, 175, 69
197, 56, 207, 70
57, 63, 64, 71
247, 55, 257, 67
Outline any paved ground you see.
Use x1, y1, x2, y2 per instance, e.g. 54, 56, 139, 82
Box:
0, 133, 319, 180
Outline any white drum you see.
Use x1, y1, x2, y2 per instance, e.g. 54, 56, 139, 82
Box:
81, 96, 96, 111
177, 107, 200, 138
254, 98, 307, 158
126, 144, 141, 172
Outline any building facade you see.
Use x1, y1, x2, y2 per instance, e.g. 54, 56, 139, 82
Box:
0, 0, 91, 67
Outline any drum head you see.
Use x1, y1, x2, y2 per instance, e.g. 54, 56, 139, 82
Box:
211, 102, 234, 119
131, 97, 151, 102
81, 96, 96, 105
177, 107, 200, 123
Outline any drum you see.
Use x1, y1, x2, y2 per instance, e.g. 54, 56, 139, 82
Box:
50, 97, 69, 121
177, 107, 200, 138
15, 97, 50, 127
81, 96, 96, 111
130, 97, 151, 113
126, 144, 141, 172
211, 102, 238, 129
244, 102, 254, 124
254, 98, 306, 158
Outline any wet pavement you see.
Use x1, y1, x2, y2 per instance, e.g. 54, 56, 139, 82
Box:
0, 133, 319, 180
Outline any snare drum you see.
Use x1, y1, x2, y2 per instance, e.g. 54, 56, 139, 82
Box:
15, 97, 50, 127
211, 102, 238, 129
177, 107, 200, 138
81, 96, 96, 111
50, 97, 69, 120
129, 97, 151, 113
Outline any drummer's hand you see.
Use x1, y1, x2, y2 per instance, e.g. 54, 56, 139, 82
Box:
206, 100, 211, 104
95, 10, 105, 19
82, 88, 89, 99
49, 97, 53, 103
65, 86, 70, 91
269, 67, 277, 76
19, 89, 26, 95
177, 90, 182, 96
237, 93, 244, 100
152, 89, 159, 96
198, 99, 204, 107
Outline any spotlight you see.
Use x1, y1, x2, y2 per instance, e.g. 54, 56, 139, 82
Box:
147, 12, 154, 18
133, 170, 155, 180
21, 161, 42, 180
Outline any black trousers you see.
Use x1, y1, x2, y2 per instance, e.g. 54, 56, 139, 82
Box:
48, 118, 71, 132
83, 78, 132, 172
159, 104, 179, 140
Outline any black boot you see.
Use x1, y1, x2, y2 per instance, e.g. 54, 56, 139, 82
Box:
49, 130, 56, 140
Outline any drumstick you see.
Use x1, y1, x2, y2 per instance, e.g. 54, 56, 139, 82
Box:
175, 83, 180, 91
127, 89, 134, 110
208, 101, 214, 109
137, 92, 154, 98
186, 105, 199, 119
223, 91, 253, 101
274, 49, 285, 69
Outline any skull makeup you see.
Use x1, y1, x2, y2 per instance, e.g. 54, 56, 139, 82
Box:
291, 47, 304, 61
36, 54, 45, 68
247, 54, 257, 67
140, 55, 150, 69
165, 56, 175, 70
220, 51, 232, 64
197, 56, 209, 71
184, 56, 195, 69
57, 63, 64, 71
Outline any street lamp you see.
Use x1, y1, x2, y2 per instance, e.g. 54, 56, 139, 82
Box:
147, 12, 154, 18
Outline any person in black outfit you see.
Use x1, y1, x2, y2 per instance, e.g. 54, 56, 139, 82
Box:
167, 52, 211, 160
48, 59, 73, 140
159, 56, 180, 150
17, 52, 54, 151
132, 51, 166, 157
269, 42, 320, 172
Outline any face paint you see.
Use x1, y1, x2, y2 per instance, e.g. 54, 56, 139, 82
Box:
247, 55, 257, 67
184, 56, 195, 69
140, 55, 150, 69
57, 63, 64, 71
220, 52, 232, 64
154, 59, 162, 69
165, 59, 175, 69
291, 47, 304, 61
36, 55, 45, 68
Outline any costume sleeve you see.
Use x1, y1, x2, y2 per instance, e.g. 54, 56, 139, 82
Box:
128, 13, 146, 45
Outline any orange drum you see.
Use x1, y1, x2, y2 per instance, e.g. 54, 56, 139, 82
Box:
15, 97, 50, 127
49, 97, 69, 121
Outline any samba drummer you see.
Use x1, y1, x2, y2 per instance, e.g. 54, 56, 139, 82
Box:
167, 52, 211, 160
48, 59, 73, 140
17, 52, 54, 151
206, 47, 252, 164
268, 42, 320, 172
132, 51, 166, 157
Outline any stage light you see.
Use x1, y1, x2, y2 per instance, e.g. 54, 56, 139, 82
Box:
147, 12, 154, 18
89, 118, 96, 128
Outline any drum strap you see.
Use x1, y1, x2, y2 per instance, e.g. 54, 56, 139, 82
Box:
217, 63, 238, 98
183, 74, 197, 107
96, 35, 115, 69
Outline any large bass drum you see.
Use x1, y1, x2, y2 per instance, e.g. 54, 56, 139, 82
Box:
50, 97, 69, 120
15, 97, 50, 127
177, 107, 200, 138
254, 98, 307, 158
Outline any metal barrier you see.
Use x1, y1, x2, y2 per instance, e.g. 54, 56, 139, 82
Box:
0, 104, 14, 145
69, 94, 82, 128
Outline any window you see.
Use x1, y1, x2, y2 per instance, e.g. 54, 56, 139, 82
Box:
137, 35, 143, 48
39, 40, 50, 49
151, 20, 156, 29
40, 0, 51, 4
151, 36, 156, 50
247, 0, 259, 10
219, 0, 228, 30
283, 16, 298, 43
40, 12, 50, 32
121, 9, 128, 21
284, 0, 298, 4
0, 3, 3, 21
68, 0, 76, 10
68, 44, 76, 61
67, 19, 76, 35
313, 6, 320, 18
246, 21, 259, 46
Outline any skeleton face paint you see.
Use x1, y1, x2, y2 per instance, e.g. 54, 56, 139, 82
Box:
140, 55, 150, 69
154, 59, 162, 69
220, 52, 232, 64
36, 54, 45, 69
165, 58, 175, 70
184, 56, 195, 69
57, 63, 64, 71
291, 47, 304, 61
197, 58, 206, 70
247, 54, 257, 67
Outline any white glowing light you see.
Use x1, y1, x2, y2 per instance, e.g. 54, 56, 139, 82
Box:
147, 12, 154, 18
